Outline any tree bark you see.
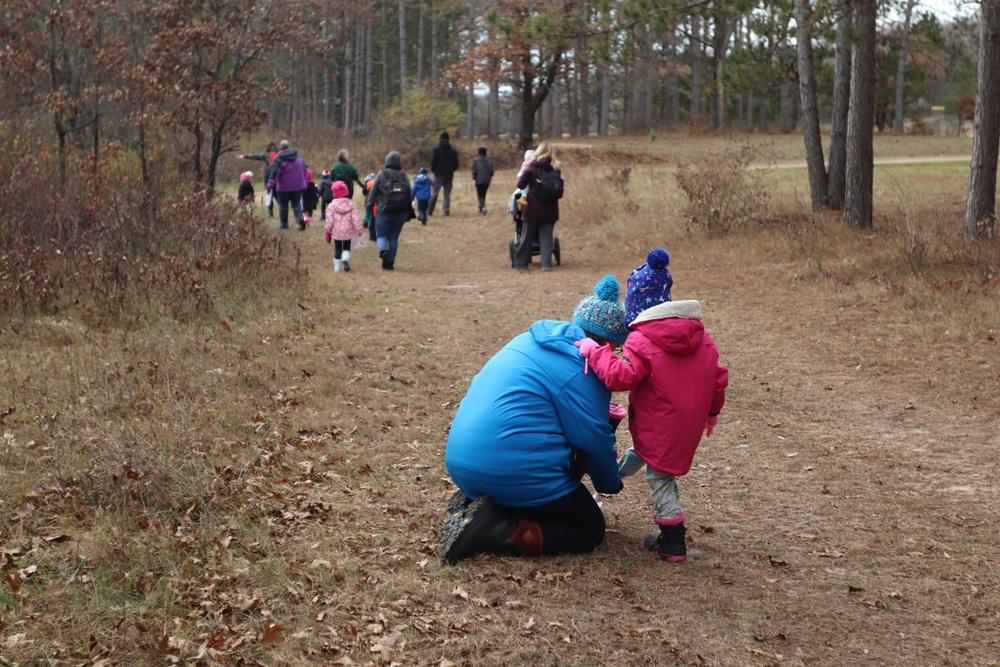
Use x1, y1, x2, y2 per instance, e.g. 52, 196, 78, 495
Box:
828, 0, 852, 209
365, 24, 374, 133
398, 0, 407, 93
844, 0, 876, 229
466, 85, 475, 138
893, 0, 917, 133
712, 15, 733, 130
417, 5, 426, 82
795, 0, 828, 210
690, 15, 702, 118
963, 0, 1000, 238
599, 62, 611, 136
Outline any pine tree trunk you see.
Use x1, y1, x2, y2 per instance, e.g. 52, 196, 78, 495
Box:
553, 80, 563, 137
795, 0, 829, 210
417, 6, 425, 82
580, 46, 591, 136
844, 0, 876, 229
398, 0, 407, 92
668, 24, 680, 126
690, 16, 702, 118
963, 0, 1000, 238
599, 65, 611, 136
431, 0, 438, 76
828, 0, 852, 209
894, 0, 917, 133
466, 85, 475, 138
382, 1, 390, 103
489, 80, 500, 139
365, 25, 374, 133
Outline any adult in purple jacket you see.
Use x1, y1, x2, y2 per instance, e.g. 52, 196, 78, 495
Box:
266, 140, 309, 230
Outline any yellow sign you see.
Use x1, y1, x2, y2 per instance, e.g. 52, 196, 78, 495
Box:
931, 106, 945, 111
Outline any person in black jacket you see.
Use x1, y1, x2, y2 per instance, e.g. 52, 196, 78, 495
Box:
427, 131, 459, 218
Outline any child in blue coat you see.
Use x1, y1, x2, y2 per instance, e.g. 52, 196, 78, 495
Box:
412, 167, 432, 224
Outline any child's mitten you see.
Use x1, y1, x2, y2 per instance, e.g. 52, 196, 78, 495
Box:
609, 403, 627, 432
325, 231, 332, 244
704, 415, 719, 437
574, 338, 601, 358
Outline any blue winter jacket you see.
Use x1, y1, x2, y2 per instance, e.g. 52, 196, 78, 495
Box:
412, 172, 432, 201
445, 320, 622, 507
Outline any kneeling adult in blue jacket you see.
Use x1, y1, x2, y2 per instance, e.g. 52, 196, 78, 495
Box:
441, 275, 629, 563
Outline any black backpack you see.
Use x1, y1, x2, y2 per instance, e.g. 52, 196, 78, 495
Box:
535, 167, 564, 201
381, 171, 411, 214
319, 180, 333, 203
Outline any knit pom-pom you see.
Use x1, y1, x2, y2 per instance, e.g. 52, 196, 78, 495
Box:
593, 274, 621, 302
647, 248, 670, 270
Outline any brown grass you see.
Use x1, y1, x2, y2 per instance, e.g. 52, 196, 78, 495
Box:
2, 136, 999, 666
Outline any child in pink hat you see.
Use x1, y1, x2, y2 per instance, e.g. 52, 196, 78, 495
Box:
324, 180, 363, 273
237, 171, 254, 213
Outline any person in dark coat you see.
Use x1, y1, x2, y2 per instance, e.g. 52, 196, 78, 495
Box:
427, 131, 459, 217
302, 168, 319, 225
365, 151, 412, 270
471, 146, 495, 215
238, 141, 278, 217
513, 141, 560, 272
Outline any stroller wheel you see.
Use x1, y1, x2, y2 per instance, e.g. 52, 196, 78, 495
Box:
553, 237, 561, 266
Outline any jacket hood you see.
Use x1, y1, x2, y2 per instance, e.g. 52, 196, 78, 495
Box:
438, 139, 453, 149
631, 299, 701, 326
330, 198, 357, 214
535, 156, 553, 169
632, 316, 705, 355
529, 319, 586, 357
384, 151, 402, 169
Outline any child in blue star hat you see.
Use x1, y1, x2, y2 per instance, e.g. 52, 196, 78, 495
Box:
624, 248, 672, 329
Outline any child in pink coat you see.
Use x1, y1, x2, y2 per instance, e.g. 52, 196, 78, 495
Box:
324, 181, 363, 272
577, 250, 728, 561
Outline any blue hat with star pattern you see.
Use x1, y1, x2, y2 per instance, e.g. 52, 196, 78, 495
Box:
625, 248, 673, 328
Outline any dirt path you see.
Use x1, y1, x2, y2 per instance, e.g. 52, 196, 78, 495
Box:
277, 178, 998, 666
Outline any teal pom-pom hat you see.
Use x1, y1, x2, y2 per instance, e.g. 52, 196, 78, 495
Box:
573, 275, 629, 345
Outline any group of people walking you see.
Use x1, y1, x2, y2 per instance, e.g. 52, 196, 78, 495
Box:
238, 131, 507, 272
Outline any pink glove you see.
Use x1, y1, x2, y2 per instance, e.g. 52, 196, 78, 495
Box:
609, 403, 627, 421
704, 415, 719, 437
325, 231, 332, 244
574, 338, 601, 359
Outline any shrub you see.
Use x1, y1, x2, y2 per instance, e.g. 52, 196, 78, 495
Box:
0, 135, 301, 323
372, 88, 464, 162
674, 140, 773, 237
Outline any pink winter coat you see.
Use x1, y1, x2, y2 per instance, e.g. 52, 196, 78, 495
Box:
587, 300, 728, 476
324, 197, 363, 242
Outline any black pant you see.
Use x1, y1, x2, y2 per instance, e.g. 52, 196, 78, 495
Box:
334, 239, 350, 259
475, 183, 489, 210
495, 483, 606, 555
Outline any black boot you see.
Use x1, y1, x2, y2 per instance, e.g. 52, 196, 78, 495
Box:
379, 250, 393, 270
439, 495, 516, 564
643, 522, 687, 562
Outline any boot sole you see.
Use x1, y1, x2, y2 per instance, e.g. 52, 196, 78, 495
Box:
438, 495, 497, 565
643, 537, 687, 562
446, 489, 471, 517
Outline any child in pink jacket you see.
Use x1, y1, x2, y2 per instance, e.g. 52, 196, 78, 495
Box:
577, 249, 728, 561
324, 181, 363, 272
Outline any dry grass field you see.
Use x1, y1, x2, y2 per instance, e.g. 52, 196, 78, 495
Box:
1, 134, 998, 666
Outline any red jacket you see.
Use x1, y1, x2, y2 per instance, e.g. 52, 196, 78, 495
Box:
587, 301, 728, 476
